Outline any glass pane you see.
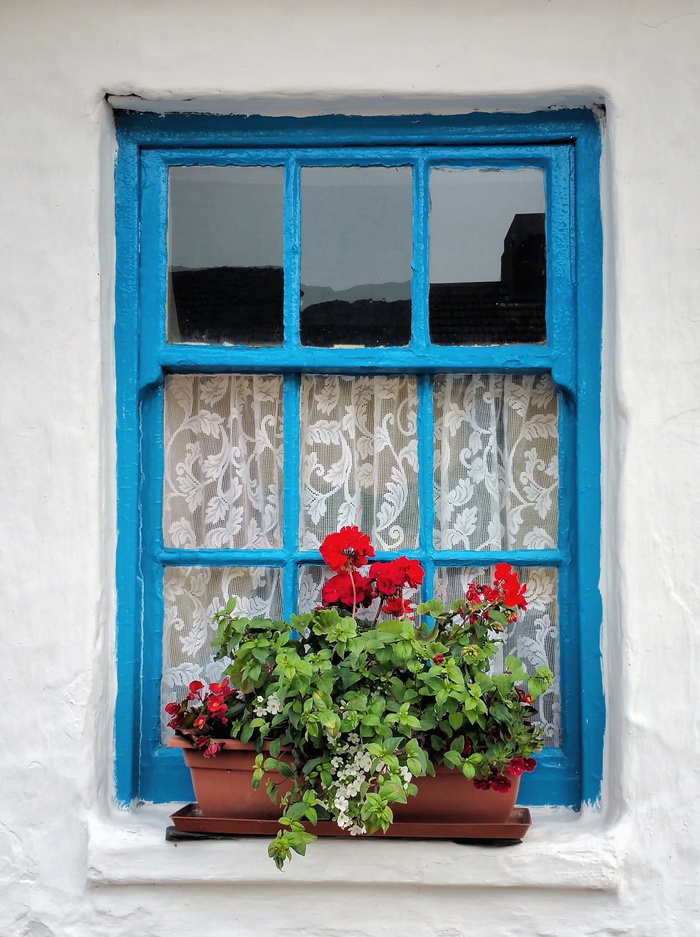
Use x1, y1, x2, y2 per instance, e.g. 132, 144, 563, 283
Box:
300, 166, 412, 347
433, 374, 558, 550
298, 565, 421, 617
163, 374, 283, 549
161, 566, 283, 738
434, 566, 560, 746
300, 375, 419, 550
429, 167, 546, 345
168, 166, 284, 345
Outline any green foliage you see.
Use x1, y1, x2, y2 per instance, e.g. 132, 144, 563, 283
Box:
188, 567, 553, 870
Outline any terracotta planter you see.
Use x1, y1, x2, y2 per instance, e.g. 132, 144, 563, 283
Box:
167, 736, 292, 819
169, 736, 519, 826
391, 763, 519, 824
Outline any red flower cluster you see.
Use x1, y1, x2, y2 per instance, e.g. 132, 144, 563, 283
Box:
494, 562, 528, 610
317, 528, 425, 620
322, 570, 374, 609
164, 678, 237, 758
507, 757, 537, 776
474, 773, 513, 794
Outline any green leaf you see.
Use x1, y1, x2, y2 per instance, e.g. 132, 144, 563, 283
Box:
416, 599, 444, 617
286, 801, 308, 822
443, 749, 462, 769
448, 711, 464, 730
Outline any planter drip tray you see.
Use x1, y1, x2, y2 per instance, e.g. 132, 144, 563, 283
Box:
167, 804, 531, 845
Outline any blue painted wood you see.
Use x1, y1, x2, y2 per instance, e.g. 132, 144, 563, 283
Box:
157, 343, 559, 376
115, 109, 604, 809
114, 131, 142, 806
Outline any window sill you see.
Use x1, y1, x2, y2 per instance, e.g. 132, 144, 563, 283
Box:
88, 803, 622, 890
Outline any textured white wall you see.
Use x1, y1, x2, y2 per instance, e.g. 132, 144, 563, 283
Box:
1, 1, 699, 935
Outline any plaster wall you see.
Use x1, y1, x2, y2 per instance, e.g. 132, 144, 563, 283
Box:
0, 1, 699, 935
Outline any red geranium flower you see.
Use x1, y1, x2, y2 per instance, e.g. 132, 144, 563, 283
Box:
494, 563, 528, 610
381, 595, 415, 619
322, 571, 374, 609
320, 527, 375, 572
369, 560, 406, 596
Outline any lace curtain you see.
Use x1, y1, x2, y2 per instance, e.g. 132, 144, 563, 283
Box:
161, 372, 561, 743
163, 374, 283, 550
300, 374, 419, 550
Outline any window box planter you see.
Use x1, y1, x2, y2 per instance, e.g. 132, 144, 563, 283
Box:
167, 736, 528, 839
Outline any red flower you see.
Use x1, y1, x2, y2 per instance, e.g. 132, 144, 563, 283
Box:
490, 775, 512, 793
193, 715, 209, 731
203, 741, 224, 758
473, 777, 491, 791
494, 563, 528, 610
209, 679, 235, 698
369, 560, 405, 596
381, 595, 415, 619
164, 702, 181, 716
322, 571, 374, 609
508, 757, 527, 776
433, 654, 445, 664
320, 527, 375, 572
395, 557, 425, 588
206, 695, 229, 718
188, 680, 205, 693
523, 757, 537, 772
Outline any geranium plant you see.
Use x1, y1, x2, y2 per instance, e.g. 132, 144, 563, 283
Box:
167, 526, 553, 868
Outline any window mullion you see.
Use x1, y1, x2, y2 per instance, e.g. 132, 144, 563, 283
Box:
411, 158, 430, 354
417, 372, 435, 596
283, 157, 301, 352
282, 373, 301, 620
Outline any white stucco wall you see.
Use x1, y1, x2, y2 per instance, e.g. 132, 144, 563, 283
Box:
1, 1, 699, 934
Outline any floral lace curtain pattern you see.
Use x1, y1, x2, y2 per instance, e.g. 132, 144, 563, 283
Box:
162, 371, 560, 742
163, 374, 283, 550
434, 374, 559, 551
300, 375, 419, 551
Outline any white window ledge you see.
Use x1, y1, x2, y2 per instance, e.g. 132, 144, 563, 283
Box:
88, 804, 623, 890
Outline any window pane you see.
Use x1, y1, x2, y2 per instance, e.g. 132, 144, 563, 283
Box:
168, 166, 284, 345
300, 166, 412, 347
161, 566, 283, 738
429, 167, 546, 345
433, 374, 558, 550
163, 374, 283, 548
300, 375, 419, 550
434, 566, 560, 746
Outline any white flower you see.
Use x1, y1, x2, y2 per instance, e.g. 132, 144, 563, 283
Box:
349, 823, 367, 836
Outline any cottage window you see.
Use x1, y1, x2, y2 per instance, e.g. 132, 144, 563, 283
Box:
115, 112, 603, 808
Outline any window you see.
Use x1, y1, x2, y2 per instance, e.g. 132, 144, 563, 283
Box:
115, 111, 603, 808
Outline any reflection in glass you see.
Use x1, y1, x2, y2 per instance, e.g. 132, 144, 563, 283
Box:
433, 566, 560, 745
429, 168, 546, 345
300, 167, 413, 347
168, 166, 284, 345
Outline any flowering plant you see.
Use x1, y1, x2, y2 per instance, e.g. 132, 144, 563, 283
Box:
168, 526, 552, 869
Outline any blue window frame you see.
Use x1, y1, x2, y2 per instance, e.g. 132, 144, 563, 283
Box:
114, 111, 603, 808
